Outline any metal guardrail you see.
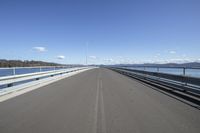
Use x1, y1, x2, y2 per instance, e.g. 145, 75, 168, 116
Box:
120, 68, 200, 86
0, 66, 79, 77
110, 67, 200, 95
119, 66, 200, 77
0, 67, 86, 88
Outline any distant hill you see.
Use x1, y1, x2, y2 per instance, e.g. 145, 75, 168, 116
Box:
114, 62, 200, 68
0, 59, 64, 67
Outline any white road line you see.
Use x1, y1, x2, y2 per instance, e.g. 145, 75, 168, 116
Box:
100, 79, 107, 133
93, 76, 100, 133
100, 79, 103, 89
93, 69, 106, 133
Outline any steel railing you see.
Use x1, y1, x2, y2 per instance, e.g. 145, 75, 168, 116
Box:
0, 66, 80, 77
119, 66, 200, 77
0, 67, 87, 89
109, 67, 200, 95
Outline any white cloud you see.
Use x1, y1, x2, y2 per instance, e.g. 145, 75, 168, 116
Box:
169, 51, 176, 54
89, 56, 97, 59
118, 58, 197, 64
152, 58, 193, 64
103, 58, 116, 64
155, 53, 161, 57
182, 54, 187, 57
168, 58, 191, 63
154, 53, 161, 58
197, 59, 200, 63
33, 47, 47, 52
57, 55, 65, 60
104, 58, 114, 62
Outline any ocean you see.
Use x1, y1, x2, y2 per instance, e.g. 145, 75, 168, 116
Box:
125, 67, 200, 78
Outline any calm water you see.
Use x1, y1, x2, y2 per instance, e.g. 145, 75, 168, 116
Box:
0, 67, 68, 77
125, 67, 200, 78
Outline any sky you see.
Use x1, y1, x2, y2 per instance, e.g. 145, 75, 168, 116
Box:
0, 0, 200, 65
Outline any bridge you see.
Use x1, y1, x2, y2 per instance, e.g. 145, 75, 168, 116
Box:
0, 67, 200, 133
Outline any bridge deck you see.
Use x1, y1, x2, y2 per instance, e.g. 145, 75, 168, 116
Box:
0, 68, 199, 133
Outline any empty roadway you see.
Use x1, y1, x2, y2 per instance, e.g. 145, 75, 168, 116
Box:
0, 68, 199, 133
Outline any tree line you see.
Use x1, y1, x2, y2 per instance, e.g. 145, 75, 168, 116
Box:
0, 59, 63, 67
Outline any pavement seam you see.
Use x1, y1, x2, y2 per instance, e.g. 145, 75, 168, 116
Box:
100, 79, 107, 133
93, 74, 100, 133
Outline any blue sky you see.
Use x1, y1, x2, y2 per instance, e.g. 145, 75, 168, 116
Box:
0, 0, 200, 64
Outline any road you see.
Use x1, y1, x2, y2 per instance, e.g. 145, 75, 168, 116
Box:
0, 68, 199, 133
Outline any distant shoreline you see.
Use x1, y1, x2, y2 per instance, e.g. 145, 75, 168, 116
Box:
1, 59, 200, 68
0, 59, 65, 68
110, 62, 200, 68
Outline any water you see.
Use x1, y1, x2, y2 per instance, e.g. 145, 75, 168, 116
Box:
124, 67, 200, 78
0, 67, 68, 77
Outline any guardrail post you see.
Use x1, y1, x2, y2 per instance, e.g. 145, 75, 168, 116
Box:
183, 67, 186, 76
7, 83, 13, 87
13, 67, 16, 75
157, 67, 160, 80
157, 67, 159, 72
183, 67, 187, 87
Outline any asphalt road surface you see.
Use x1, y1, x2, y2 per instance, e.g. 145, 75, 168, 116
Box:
0, 68, 199, 133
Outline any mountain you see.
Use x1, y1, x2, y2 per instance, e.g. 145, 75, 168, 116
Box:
0, 59, 64, 67
114, 62, 200, 68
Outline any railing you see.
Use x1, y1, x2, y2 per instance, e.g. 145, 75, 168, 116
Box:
110, 66, 200, 95
119, 66, 200, 78
0, 66, 78, 77
0, 66, 86, 89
